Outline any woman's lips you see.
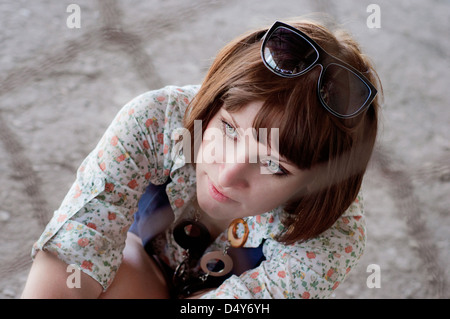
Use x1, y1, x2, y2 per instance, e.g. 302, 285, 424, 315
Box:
208, 178, 231, 203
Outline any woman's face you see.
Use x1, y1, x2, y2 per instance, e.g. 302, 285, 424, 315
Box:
195, 101, 314, 224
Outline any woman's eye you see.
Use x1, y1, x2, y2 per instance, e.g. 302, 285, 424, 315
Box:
262, 159, 287, 176
222, 120, 238, 139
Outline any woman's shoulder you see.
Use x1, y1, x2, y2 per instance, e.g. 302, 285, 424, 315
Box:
121, 84, 200, 126
131, 84, 200, 107
262, 194, 366, 285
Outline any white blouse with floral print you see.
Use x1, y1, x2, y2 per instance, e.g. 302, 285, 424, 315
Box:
32, 85, 366, 299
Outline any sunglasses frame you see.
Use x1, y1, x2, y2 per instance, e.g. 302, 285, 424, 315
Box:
261, 21, 377, 119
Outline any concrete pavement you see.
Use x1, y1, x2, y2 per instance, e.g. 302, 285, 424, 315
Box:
0, 0, 448, 298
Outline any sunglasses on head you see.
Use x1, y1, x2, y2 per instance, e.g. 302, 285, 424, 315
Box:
261, 21, 377, 119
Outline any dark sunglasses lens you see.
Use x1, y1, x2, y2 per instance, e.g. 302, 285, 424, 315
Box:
263, 27, 318, 76
320, 64, 371, 117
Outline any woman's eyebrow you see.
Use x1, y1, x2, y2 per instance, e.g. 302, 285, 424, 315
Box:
223, 110, 239, 128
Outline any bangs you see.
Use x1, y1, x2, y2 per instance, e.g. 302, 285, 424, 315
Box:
221, 65, 331, 171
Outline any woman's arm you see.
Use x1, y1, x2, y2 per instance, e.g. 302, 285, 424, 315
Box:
21, 250, 102, 298
98, 232, 169, 299
22, 233, 170, 299
23, 85, 198, 297
23, 90, 167, 296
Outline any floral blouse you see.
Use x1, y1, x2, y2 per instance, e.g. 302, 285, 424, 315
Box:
32, 85, 366, 299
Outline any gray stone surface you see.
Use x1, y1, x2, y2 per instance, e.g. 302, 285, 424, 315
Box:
0, 0, 448, 298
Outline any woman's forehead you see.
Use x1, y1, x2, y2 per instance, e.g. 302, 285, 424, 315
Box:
221, 101, 265, 126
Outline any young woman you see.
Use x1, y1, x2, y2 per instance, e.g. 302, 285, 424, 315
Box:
22, 18, 381, 299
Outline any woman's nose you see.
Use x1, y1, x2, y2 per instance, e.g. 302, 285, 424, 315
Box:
218, 137, 261, 188
217, 161, 250, 189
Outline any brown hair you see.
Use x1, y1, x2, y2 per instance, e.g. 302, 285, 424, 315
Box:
183, 18, 382, 244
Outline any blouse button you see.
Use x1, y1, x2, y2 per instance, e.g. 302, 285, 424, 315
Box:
94, 178, 103, 187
